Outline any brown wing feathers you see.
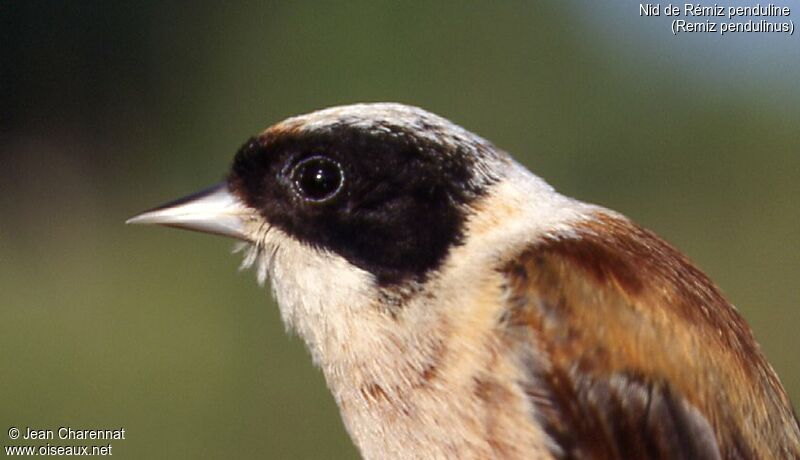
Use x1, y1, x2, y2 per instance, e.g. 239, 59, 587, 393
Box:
501, 211, 800, 459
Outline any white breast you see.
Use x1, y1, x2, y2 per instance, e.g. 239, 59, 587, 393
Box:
242, 161, 598, 459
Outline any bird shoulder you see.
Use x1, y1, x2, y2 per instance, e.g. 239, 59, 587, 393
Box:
498, 211, 800, 459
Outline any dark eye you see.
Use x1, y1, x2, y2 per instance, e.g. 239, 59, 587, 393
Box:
291, 156, 344, 202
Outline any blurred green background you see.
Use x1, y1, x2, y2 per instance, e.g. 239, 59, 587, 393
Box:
2, 2, 798, 458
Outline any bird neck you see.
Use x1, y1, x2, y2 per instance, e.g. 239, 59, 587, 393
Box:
307, 166, 596, 459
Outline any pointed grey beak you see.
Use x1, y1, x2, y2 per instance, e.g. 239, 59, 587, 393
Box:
126, 183, 253, 241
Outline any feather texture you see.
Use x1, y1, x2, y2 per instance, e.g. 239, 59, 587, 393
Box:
500, 211, 800, 459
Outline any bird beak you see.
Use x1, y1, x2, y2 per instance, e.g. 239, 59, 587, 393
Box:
126, 183, 253, 241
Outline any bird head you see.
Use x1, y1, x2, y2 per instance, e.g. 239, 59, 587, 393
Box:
126, 103, 551, 361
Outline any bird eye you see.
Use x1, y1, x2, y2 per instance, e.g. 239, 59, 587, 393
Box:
291, 156, 344, 202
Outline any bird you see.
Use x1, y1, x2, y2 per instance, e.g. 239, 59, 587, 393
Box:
127, 103, 800, 459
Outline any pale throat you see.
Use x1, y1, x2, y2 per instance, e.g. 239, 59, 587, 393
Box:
249, 164, 587, 376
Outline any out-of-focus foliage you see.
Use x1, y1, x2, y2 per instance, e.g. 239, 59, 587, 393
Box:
1, 2, 797, 458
